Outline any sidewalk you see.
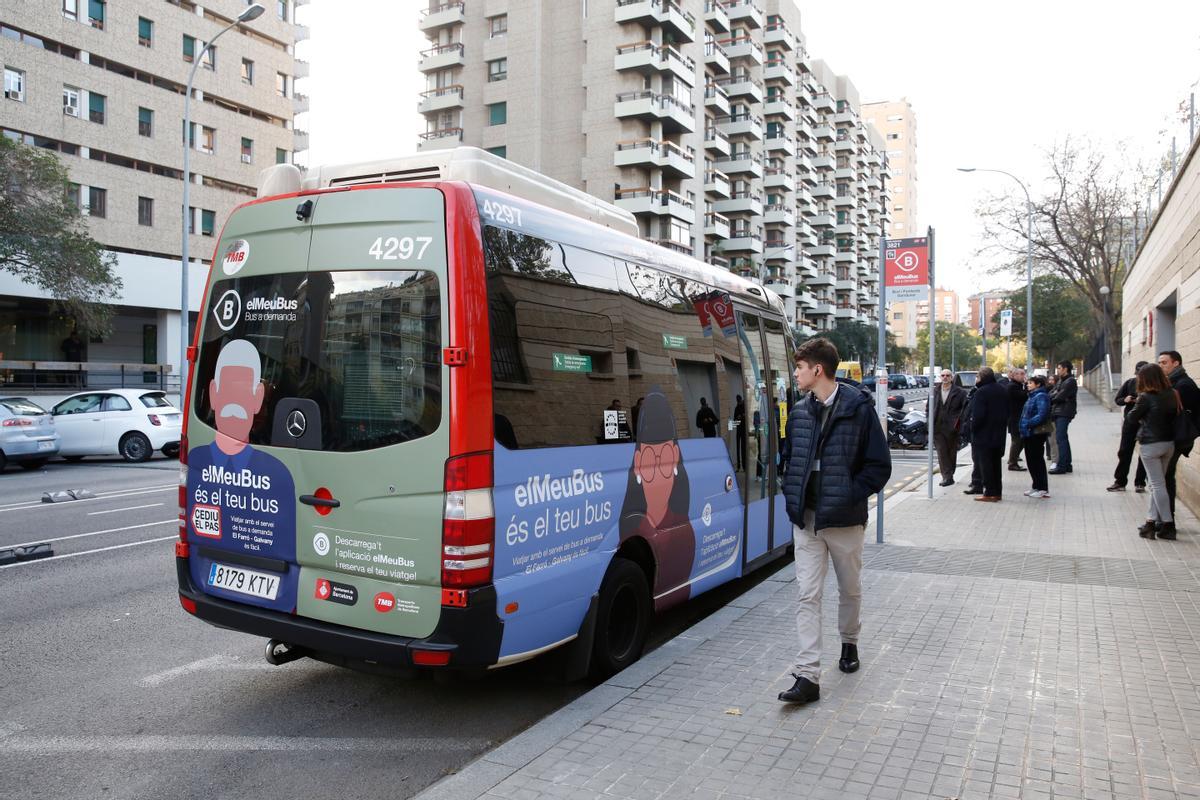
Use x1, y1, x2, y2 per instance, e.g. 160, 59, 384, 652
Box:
419, 393, 1200, 800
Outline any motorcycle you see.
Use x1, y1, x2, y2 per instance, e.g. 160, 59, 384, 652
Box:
887, 406, 928, 449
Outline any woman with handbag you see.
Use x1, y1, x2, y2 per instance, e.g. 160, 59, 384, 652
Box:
1019, 375, 1054, 498
1127, 363, 1178, 539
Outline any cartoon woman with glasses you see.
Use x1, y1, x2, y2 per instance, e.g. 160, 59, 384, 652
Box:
619, 388, 696, 609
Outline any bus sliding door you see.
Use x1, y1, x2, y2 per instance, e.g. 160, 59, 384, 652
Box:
735, 309, 773, 566
760, 315, 794, 557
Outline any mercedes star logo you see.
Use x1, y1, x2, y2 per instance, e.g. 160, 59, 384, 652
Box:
286, 410, 307, 438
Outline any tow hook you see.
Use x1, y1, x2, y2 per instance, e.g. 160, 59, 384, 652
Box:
264, 639, 309, 666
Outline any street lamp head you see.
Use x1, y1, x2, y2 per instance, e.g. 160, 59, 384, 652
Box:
237, 3, 266, 22
956, 167, 976, 173
1100, 286, 1110, 296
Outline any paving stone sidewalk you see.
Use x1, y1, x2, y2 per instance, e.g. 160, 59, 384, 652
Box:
419, 392, 1200, 800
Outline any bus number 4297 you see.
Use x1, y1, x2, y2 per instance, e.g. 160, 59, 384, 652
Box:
368, 236, 433, 261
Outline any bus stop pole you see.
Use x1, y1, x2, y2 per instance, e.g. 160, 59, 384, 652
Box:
875, 167, 888, 545
927, 227, 936, 499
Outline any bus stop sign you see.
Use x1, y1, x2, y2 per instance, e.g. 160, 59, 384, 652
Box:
884, 237, 929, 302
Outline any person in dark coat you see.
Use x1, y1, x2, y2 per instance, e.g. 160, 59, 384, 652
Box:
1130, 363, 1179, 539
1108, 361, 1149, 493
1048, 361, 1078, 474
777, 338, 891, 706
930, 368, 967, 486
695, 397, 719, 438
1005, 367, 1028, 471
1157, 350, 1200, 519
970, 367, 1010, 501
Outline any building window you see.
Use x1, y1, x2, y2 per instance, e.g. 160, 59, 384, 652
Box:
62, 85, 80, 116
62, 0, 78, 20
88, 92, 105, 123
277, 0, 289, 21
240, 137, 253, 164
3, 68, 25, 102
87, 0, 105, 29
887, 132, 900, 140
241, 58, 254, 84
276, 147, 288, 164
486, 146, 506, 159
183, 35, 195, 62
489, 14, 508, 38
138, 107, 153, 137
138, 17, 153, 47
276, 72, 288, 97
67, 183, 81, 210
487, 58, 507, 83
487, 102, 507, 126
87, 186, 106, 218
138, 196, 153, 226
187, 206, 196, 234
199, 126, 215, 154
201, 44, 215, 71
201, 209, 215, 236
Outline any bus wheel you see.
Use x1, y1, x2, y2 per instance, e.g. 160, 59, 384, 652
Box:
590, 557, 651, 679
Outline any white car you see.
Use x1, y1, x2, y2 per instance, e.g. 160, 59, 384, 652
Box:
52, 389, 182, 462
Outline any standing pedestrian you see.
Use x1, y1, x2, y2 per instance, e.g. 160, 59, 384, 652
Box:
931, 368, 967, 486
1046, 375, 1059, 466
777, 338, 891, 705
1129, 363, 1178, 539
1019, 375, 1053, 498
1157, 350, 1200, 520
733, 394, 746, 470
695, 397, 719, 438
1108, 361, 1149, 493
1006, 367, 1028, 471
970, 367, 1009, 502
1048, 361, 1077, 474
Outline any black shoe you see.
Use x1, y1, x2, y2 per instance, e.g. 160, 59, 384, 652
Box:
1138, 520, 1157, 539
962, 486, 982, 495
1157, 521, 1177, 540
939, 479, 954, 487
1008, 465, 1027, 472
839, 643, 860, 673
778, 675, 820, 704
1135, 485, 1147, 494
1048, 468, 1072, 475
1107, 483, 1126, 492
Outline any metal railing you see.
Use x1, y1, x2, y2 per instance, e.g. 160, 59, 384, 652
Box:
0, 361, 176, 392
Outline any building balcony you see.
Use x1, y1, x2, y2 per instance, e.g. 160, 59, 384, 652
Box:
651, 239, 696, 256
417, 127, 463, 151
704, 83, 731, 115
705, 0, 730, 31
810, 302, 835, 316
704, 169, 732, 197
614, 187, 696, 221
715, 151, 763, 178
661, 46, 697, 83
796, 290, 816, 308
763, 61, 795, 85
724, 0, 764, 28
704, 212, 731, 238
764, 132, 796, 156
704, 41, 730, 74
795, 153, 814, 174
293, 129, 310, 152
613, 139, 695, 177
763, 21, 795, 49
713, 192, 763, 216
763, 204, 795, 227
716, 115, 763, 141
418, 42, 465, 73
720, 74, 764, 103
811, 154, 835, 171
835, 278, 856, 292
835, 306, 856, 320
615, 0, 697, 41
419, 2, 466, 32
833, 222, 856, 236
613, 91, 695, 132
763, 97, 795, 120
833, 193, 855, 207
834, 137, 856, 153
294, 59, 310, 79
704, 127, 731, 156
658, 140, 696, 177
418, 85, 464, 115
833, 166, 856, 181
763, 168, 793, 190
835, 248, 856, 263
811, 184, 834, 200
812, 125, 834, 142
724, 231, 763, 253
864, 200, 881, 214
721, 36, 763, 65
292, 92, 310, 114
810, 212, 835, 228
831, 109, 856, 126
765, 281, 794, 298
615, 41, 660, 73
812, 92, 834, 112
809, 245, 835, 259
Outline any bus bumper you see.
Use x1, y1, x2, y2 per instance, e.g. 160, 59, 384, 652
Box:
175, 557, 504, 669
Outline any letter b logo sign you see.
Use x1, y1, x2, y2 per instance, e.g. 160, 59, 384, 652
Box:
213, 289, 241, 332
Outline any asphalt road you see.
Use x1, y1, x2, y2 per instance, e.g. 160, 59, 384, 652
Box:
0, 457, 800, 800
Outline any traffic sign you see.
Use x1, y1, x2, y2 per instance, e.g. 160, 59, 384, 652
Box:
884, 237, 930, 302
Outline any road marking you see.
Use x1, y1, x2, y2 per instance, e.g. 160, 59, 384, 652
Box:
0, 534, 175, 570
87, 503, 166, 516
0, 485, 174, 513
0, 734, 489, 753
141, 655, 278, 687
6, 520, 176, 549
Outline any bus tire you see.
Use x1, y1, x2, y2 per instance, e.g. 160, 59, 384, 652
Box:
590, 557, 651, 679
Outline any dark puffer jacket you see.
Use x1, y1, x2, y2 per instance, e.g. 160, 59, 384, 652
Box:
781, 383, 892, 532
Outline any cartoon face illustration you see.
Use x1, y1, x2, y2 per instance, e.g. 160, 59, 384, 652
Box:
634, 439, 679, 527
208, 339, 264, 448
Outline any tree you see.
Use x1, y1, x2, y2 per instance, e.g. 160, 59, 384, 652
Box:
975, 138, 1143, 357
916, 322, 979, 372
0, 136, 122, 333
991, 275, 1093, 367
813, 321, 900, 371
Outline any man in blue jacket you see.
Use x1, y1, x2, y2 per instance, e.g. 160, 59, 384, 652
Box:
777, 338, 892, 705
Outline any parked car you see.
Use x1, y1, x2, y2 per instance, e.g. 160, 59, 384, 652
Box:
888, 373, 908, 390
52, 389, 182, 462
914, 375, 930, 388
0, 397, 60, 472
861, 374, 877, 392
955, 371, 978, 389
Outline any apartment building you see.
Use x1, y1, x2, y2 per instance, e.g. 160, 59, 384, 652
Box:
968, 290, 1008, 337
891, 286, 957, 350
0, 0, 308, 379
415, 0, 889, 336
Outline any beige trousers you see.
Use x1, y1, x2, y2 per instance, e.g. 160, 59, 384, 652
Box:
790, 510, 864, 682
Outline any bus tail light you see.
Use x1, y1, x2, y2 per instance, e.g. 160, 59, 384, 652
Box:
178, 435, 189, 543
442, 452, 494, 590
411, 648, 451, 667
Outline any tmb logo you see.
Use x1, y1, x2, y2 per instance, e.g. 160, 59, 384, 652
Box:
373, 592, 396, 613
222, 239, 250, 276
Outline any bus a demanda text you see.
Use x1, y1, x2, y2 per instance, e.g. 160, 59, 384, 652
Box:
175, 151, 797, 678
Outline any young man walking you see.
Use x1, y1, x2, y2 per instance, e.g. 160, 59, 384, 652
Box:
1049, 361, 1078, 474
1109, 361, 1148, 493
1158, 350, 1200, 522
778, 338, 892, 705
931, 369, 967, 486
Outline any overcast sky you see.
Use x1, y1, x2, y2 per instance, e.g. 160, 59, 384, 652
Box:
296, 1, 1200, 315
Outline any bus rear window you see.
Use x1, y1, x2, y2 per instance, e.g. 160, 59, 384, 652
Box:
194, 270, 442, 451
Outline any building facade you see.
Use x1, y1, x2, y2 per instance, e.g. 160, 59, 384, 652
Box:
0, 0, 308, 381
968, 291, 1007, 337
891, 286, 956, 350
416, 0, 889, 336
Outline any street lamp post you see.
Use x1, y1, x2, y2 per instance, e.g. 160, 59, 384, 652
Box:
180, 4, 265, 396
957, 167, 1033, 373
1100, 285, 1111, 359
